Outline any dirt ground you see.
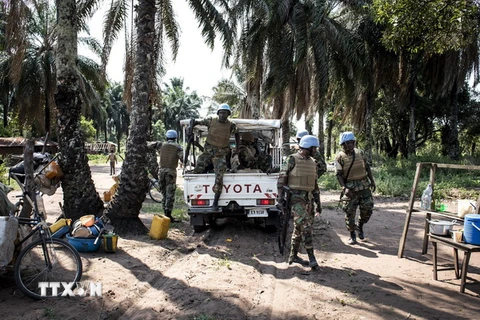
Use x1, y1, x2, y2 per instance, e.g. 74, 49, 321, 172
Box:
1, 163, 480, 320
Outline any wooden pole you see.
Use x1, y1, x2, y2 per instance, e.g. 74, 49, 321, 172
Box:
398, 162, 424, 258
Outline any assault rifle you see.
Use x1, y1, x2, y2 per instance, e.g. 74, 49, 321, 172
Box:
277, 185, 292, 255
184, 118, 196, 169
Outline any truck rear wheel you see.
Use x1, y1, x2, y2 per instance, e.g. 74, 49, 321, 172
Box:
193, 225, 206, 233
265, 224, 277, 233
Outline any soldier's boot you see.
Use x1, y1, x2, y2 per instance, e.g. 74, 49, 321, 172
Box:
306, 248, 319, 269
288, 246, 309, 266
212, 193, 221, 211
165, 210, 176, 223
348, 231, 357, 245
357, 222, 365, 240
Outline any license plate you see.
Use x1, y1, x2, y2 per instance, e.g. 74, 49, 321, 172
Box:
247, 209, 268, 218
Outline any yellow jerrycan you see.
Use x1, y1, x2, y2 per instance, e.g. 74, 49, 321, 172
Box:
149, 214, 170, 240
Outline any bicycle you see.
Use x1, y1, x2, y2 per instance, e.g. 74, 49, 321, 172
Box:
9, 160, 83, 300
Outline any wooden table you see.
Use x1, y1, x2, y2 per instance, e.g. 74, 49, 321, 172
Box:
429, 233, 480, 293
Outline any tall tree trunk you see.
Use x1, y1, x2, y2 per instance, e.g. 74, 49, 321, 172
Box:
447, 81, 460, 160
316, 106, 325, 160
55, 0, 104, 220
106, 0, 156, 235
407, 61, 417, 158
364, 91, 373, 163
244, 57, 263, 119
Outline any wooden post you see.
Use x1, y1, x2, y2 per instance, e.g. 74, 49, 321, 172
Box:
398, 162, 424, 258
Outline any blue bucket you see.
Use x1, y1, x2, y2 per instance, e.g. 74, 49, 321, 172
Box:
463, 214, 480, 245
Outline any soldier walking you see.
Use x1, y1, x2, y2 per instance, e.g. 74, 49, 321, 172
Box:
335, 132, 376, 244
277, 135, 322, 270
149, 130, 183, 222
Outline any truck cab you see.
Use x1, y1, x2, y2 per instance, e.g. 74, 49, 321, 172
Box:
180, 118, 282, 232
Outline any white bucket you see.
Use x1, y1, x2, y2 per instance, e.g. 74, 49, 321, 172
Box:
457, 199, 476, 218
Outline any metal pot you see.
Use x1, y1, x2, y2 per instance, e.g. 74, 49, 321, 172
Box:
428, 219, 457, 235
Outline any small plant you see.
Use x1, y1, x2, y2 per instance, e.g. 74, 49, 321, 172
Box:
191, 315, 219, 320
42, 307, 56, 319
217, 255, 232, 270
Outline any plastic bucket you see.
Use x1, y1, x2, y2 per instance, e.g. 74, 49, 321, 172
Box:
103, 234, 119, 253
463, 214, 480, 245
149, 214, 170, 240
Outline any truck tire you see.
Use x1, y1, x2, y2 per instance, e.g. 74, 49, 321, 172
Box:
265, 224, 277, 233
193, 225, 206, 233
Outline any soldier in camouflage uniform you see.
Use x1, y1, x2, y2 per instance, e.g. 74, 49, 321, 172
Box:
237, 132, 257, 170
335, 132, 376, 244
193, 104, 239, 211
296, 129, 327, 178
149, 130, 183, 222
277, 135, 322, 270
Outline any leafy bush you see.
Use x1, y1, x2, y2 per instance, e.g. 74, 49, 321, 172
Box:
321, 154, 480, 200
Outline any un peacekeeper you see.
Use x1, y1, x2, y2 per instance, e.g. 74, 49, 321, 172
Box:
237, 132, 257, 170
148, 129, 183, 222
277, 135, 322, 270
335, 131, 376, 244
193, 104, 240, 211
296, 129, 327, 178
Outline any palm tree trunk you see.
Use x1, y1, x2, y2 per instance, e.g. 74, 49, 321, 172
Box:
316, 106, 325, 160
364, 91, 373, 163
106, 0, 156, 235
447, 81, 460, 160
55, 0, 104, 220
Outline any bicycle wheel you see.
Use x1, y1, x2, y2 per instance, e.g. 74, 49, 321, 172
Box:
148, 180, 163, 203
14, 238, 82, 300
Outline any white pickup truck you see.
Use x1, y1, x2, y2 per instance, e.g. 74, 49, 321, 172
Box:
180, 118, 282, 232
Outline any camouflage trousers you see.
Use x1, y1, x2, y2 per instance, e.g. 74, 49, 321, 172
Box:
193, 144, 229, 194
290, 195, 315, 250
342, 188, 374, 231
158, 167, 177, 212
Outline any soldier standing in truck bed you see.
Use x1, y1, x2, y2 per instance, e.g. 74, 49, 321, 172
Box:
193, 104, 240, 211
148, 130, 183, 222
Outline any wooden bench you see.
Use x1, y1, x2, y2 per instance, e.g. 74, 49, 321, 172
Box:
429, 233, 480, 293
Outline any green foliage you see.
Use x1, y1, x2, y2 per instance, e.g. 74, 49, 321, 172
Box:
372, 0, 479, 55
80, 116, 96, 142
319, 172, 339, 191
0, 161, 8, 184
141, 188, 187, 221
322, 155, 480, 200
152, 120, 166, 141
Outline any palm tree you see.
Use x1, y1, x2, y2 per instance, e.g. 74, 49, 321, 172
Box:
211, 78, 244, 117
55, 0, 104, 220
106, 82, 129, 150
106, 0, 234, 234
231, 0, 364, 156
106, 0, 155, 235
0, 0, 106, 138
159, 77, 201, 138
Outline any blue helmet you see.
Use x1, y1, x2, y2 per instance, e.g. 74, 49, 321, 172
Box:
296, 129, 309, 139
299, 135, 319, 148
339, 132, 355, 145
217, 103, 231, 115
166, 130, 177, 139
